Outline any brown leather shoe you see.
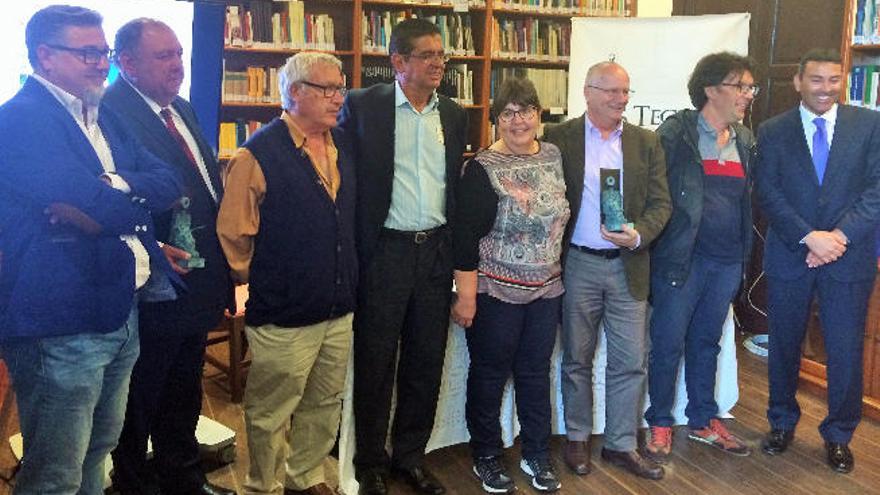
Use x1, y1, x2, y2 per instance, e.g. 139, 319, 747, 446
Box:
285, 483, 336, 495
601, 448, 664, 480
563, 439, 591, 475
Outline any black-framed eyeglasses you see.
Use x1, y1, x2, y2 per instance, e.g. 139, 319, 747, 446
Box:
719, 82, 760, 96
46, 44, 112, 65
300, 80, 348, 98
406, 51, 450, 64
498, 105, 539, 123
587, 85, 634, 97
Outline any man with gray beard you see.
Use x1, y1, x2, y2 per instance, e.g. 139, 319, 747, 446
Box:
0, 5, 182, 493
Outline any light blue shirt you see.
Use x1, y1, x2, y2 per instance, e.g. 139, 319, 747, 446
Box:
570, 116, 623, 249
384, 81, 447, 231
799, 102, 837, 155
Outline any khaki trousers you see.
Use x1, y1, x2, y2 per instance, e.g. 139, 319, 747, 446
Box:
243, 313, 353, 495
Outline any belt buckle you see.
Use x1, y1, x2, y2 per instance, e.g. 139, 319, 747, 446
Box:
414, 231, 429, 244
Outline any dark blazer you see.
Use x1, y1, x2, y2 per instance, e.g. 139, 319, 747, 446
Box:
544, 114, 671, 301
103, 77, 231, 333
0, 77, 183, 338
338, 82, 468, 269
755, 105, 880, 282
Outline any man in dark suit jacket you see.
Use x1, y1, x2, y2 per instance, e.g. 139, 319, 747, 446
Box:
338, 18, 468, 495
0, 6, 183, 493
755, 49, 880, 474
102, 19, 233, 495
544, 61, 670, 481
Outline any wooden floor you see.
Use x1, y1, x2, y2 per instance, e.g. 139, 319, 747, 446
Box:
0, 336, 879, 494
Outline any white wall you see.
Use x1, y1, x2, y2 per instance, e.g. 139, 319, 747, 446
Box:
638, 0, 673, 17
0, 1, 193, 105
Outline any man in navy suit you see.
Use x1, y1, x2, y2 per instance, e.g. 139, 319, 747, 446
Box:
0, 6, 183, 493
339, 18, 467, 495
755, 48, 880, 474
102, 19, 234, 495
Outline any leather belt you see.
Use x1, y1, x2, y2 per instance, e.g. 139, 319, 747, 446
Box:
570, 243, 620, 259
382, 226, 444, 245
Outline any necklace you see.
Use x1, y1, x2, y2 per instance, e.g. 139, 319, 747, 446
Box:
496, 139, 539, 155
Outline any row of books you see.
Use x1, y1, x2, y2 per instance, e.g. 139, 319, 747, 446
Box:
849, 64, 880, 108
363, 11, 476, 56
225, 2, 336, 51
364, 0, 487, 6
853, 0, 880, 44
219, 120, 265, 157
360, 64, 475, 105
364, 0, 486, 8
490, 66, 567, 111
494, 0, 631, 16
222, 63, 476, 106
491, 17, 570, 61
222, 65, 281, 104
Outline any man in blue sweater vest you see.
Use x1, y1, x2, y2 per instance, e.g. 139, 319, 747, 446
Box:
216, 51, 356, 495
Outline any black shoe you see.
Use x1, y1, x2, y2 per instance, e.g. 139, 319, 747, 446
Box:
761, 429, 794, 456
519, 458, 561, 492
392, 465, 446, 495
285, 483, 336, 495
472, 456, 515, 493
358, 472, 388, 495
600, 449, 664, 480
110, 471, 161, 495
825, 442, 854, 474
183, 483, 237, 495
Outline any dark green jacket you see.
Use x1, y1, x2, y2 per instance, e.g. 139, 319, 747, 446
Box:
544, 114, 671, 301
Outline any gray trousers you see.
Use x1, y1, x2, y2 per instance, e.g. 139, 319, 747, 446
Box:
561, 249, 648, 451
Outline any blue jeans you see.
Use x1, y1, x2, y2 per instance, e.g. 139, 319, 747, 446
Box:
645, 254, 741, 429
1, 305, 140, 495
465, 294, 560, 460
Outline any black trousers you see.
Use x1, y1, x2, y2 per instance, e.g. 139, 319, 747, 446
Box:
353, 230, 453, 477
111, 317, 209, 495
466, 294, 560, 461
766, 272, 872, 444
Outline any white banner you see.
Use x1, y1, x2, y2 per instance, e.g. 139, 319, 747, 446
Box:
568, 13, 751, 129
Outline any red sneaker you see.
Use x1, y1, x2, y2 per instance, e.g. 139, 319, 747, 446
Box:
688, 418, 751, 456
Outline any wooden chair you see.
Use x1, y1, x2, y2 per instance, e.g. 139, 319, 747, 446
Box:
205, 285, 250, 403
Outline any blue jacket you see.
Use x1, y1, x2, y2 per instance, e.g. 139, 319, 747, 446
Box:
0, 77, 184, 338
756, 104, 880, 282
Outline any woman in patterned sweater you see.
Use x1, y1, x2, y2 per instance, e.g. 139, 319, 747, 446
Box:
452, 78, 570, 494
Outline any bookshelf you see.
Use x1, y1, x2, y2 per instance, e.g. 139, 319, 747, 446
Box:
218, 0, 637, 158
842, 0, 880, 108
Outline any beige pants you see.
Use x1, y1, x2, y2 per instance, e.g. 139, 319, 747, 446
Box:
243, 313, 353, 495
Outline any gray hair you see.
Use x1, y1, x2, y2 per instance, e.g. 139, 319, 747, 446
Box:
26, 5, 103, 70
279, 51, 343, 110
584, 61, 626, 88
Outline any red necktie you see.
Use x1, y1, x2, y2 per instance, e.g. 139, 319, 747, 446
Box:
160, 108, 198, 168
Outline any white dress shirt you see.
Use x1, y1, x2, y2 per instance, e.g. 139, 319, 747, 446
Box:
127, 78, 218, 202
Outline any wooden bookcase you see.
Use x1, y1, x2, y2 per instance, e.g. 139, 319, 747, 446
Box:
217, 0, 637, 159
800, 0, 880, 421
